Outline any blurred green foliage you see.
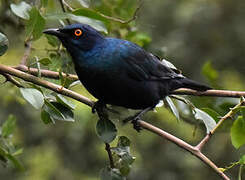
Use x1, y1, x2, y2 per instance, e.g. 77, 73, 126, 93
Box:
0, 0, 245, 179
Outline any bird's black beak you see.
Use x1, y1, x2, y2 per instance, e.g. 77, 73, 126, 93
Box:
43, 28, 64, 37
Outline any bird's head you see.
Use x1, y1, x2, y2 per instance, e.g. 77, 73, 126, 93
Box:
43, 23, 104, 52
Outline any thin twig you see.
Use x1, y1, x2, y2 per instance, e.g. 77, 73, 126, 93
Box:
97, 0, 142, 24
61, 0, 73, 11
59, 0, 71, 24
20, 42, 32, 65
196, 99, 245, 150
169, 95, 195, 109
138, 120, 230, 180
105, 143, 115, 168
1, 73, 24, 88
211, 100, 245, 134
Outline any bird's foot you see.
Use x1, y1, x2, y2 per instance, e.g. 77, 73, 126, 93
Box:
131, 117, 142, 132
123, 106, 154, 132
92, 101, 105, 114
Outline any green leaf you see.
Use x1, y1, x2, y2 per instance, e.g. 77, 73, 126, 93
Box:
132, 33, 152, 47
239, 155, 245, 165
70, 14, 107, 33
12, 148, 23, 156
41, 109, 54, 124
44, 101, 74, 122
120, 153, 135, 165
231, 116, 245, 149
2, 115, 16, 138
111, 136, 135, 176
96, 119, 117, 143
20, 88, 44, 109
45, 13, 107, 33
0, 147, 7, 163
100, 167, 125, 180
59, 70, 74, 88
202, 61, 218, 82
10, 1, 31, 20
38, 57, 52, 66
44, 101, 64, 122
119, 164, 130, 177
118, 136, 130, 147
241, 107, 245, 121
45, 34, 59, 47
194, 108, 216, 133
56, 94, 76, 110
161, 59, 178, 71
72, 8, 109, 24
68, 80, 82, 89
0, 32, 9, 56
6, 154, 24, 171
111, 137, 131, 155
165, 96, 180, 120
201, 108, 220, 122
26, 7, 45, 40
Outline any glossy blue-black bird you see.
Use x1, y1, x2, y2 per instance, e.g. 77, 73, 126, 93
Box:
43, 23, 210, 119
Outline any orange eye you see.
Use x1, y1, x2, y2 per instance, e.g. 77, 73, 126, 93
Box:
74, 29, 82, 36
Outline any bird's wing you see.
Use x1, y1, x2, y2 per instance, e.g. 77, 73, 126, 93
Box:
120, 42, 183, 81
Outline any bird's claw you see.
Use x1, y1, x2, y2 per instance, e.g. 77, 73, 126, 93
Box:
131, 117, 142, 132
92, 101, 105, 114
92, 104, 97, 113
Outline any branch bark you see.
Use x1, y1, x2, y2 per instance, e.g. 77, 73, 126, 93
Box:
173, 88, 245, 98
15, 65, 78, 81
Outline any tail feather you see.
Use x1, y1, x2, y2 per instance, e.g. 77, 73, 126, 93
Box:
172, 78, 211, 91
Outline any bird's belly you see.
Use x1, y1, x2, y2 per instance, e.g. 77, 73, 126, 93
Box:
78, 71, 161, 109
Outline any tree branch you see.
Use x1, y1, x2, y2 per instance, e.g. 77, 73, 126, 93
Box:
138, 120, 230, 180
15, 65, 78, 81
173, 88, 245, 98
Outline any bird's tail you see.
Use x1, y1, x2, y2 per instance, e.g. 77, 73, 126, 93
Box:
171, 78, 211, 91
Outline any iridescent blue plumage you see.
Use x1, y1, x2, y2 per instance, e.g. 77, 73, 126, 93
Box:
43, 23, 211, 109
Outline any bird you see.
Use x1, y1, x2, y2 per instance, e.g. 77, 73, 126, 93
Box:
43, 23, 211, 130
